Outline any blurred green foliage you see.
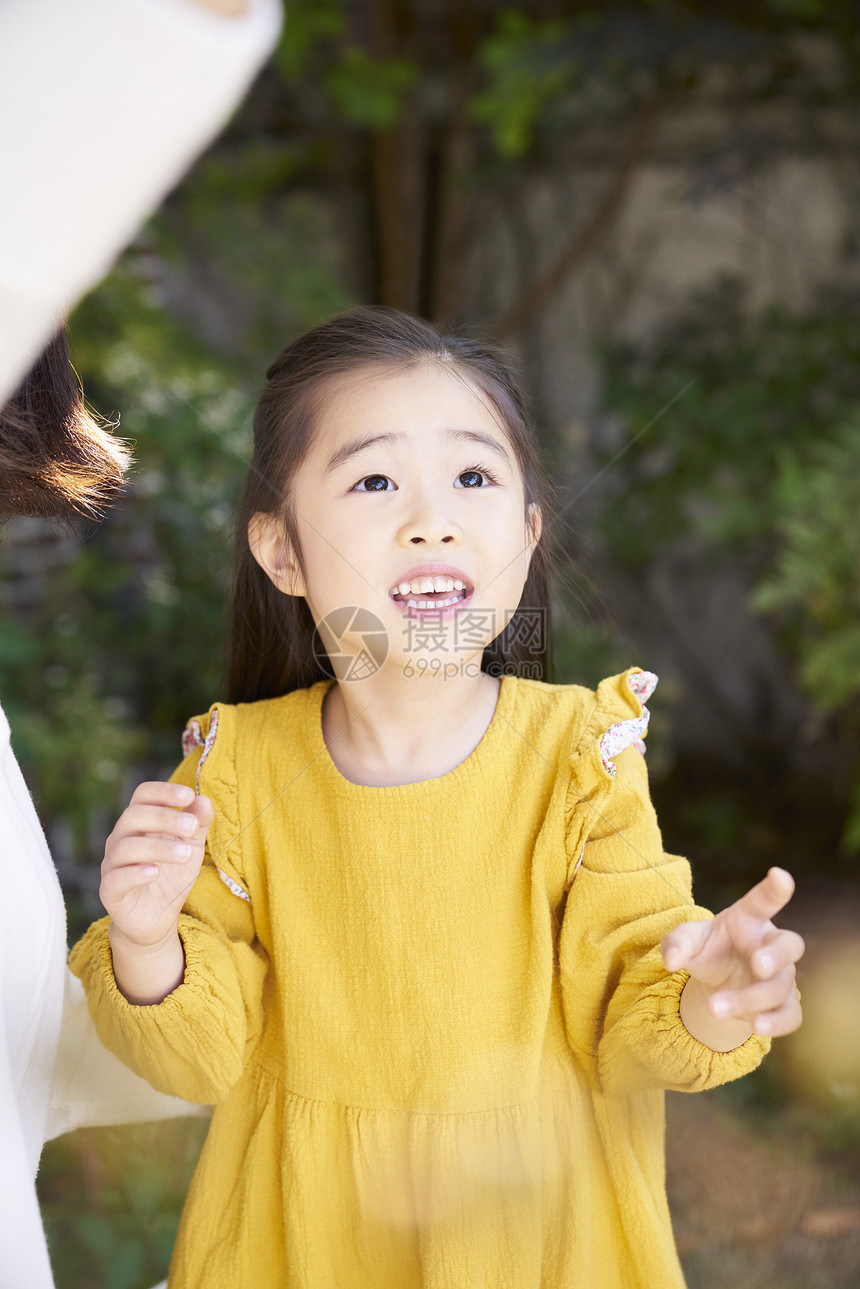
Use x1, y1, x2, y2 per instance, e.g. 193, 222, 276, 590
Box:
754, 421, 860, 847
754, 421, 860, 714
273, 0, 345, 81
600, 277, 860, 844
39, 1120, 208, 1289
600, 278, 860, 564
265, 0, 856, 184
328, 47, 419, 129
3, 262, 274, 854
471, 11, 580, 158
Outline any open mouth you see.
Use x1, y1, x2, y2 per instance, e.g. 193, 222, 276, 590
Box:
389, 576, 473, 612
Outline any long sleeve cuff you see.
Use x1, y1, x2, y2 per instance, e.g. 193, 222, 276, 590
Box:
598, 968, 771, 1097
69, 914, 267, 1105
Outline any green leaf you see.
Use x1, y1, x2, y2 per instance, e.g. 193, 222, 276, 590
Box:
274, 0, 347, 82
470, 10, 578, 158
326, 47, 418, 130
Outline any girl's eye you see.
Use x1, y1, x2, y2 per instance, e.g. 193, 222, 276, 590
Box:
352, 474, 396, 492
352, 466, 499, 491
454, 466, 499, 488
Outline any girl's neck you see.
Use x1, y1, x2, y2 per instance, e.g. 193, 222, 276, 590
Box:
320, 668, 502, 787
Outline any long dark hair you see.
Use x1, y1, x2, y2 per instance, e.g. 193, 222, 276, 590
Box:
227, 307, 558, 703
0, 325, 131, 522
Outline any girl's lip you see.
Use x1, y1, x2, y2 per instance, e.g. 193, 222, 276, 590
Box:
389, 563, 473, 595
389, 562, 471, 587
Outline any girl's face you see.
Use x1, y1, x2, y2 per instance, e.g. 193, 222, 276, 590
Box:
252, 363, 541, 680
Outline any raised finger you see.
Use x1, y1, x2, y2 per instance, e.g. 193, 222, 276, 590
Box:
105, 834, 202, 871
185, 794, 214, 830
100, 859, 161, 903
101, 859, 201, 911
752, 929, 806, 979
710, 967, 796, 1023
753, 990, 803, 1038
661, 919, 712, 973
128, 780, 196, 810
732, 867, 796, 926
112, 803, 202, 843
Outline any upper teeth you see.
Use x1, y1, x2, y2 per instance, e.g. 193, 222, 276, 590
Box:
395, 577, 465, 596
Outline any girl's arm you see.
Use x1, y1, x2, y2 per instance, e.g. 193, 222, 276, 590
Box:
561, 672, 800, 1093
662, 867, 804, 1051
561, 728, 772, 1095
99, 781, 214, 1005
72, 709, 268, 1105
70, 790, 268, 1105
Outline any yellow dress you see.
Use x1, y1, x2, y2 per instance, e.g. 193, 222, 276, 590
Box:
70, 670, 768, 1289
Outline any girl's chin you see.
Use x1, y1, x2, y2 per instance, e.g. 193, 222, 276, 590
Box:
391, 652, 489, 681
327, 660, 487, 686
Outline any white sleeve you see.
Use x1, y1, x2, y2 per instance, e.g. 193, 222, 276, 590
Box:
45, 968, 210, 1140
0, 0, 282, 400
0, 990, 56, 1289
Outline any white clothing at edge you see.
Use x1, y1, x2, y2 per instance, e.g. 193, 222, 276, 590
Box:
0, 0, 282, 402
1, 702, 204, 1289
0, 1, 280, 1285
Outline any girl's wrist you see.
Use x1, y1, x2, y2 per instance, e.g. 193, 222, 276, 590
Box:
679, 976, 754, 1052
108, 922, 185, 1006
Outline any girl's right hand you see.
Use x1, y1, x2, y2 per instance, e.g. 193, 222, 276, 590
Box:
100, 782, 214, 948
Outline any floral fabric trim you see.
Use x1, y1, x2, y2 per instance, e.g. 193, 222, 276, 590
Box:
180, 708, 251, 905
181, 720, 202, 760
215, 866, 251, 904
181, 708, 220, 796
627, 670, 657, 704
598, 670, 658, 777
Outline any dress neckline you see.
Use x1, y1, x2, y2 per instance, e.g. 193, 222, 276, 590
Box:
307, 675, 515, 794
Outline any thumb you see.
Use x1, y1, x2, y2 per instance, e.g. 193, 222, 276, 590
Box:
661, 919, 712, 974
185, 793, 214, 832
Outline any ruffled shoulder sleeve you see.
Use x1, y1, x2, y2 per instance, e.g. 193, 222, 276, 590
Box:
564, 667, 659, 884
171, 703, 251, 906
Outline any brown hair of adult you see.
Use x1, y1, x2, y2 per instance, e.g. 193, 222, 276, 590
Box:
227, 306, 559, 704
0, 325, 131, 522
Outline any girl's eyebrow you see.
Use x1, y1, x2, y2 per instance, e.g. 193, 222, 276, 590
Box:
323, 427, 512, 475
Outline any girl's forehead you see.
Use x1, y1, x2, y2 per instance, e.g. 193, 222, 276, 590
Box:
315, 362, 509, 443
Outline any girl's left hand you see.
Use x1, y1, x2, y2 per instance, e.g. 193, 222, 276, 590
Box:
661, 866, 805, 1040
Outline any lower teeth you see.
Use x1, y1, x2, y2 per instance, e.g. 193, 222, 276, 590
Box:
405, 592, 462, 609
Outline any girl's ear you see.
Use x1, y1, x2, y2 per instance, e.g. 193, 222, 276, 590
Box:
248, 513, 306, 597
525, 503, 542, 564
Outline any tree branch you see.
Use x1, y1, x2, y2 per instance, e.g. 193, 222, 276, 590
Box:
496, 101, 661, 340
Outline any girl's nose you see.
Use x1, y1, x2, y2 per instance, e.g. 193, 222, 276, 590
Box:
397, 510, 462, 547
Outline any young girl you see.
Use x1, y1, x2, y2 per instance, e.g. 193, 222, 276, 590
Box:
71, 308, 804, 1289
